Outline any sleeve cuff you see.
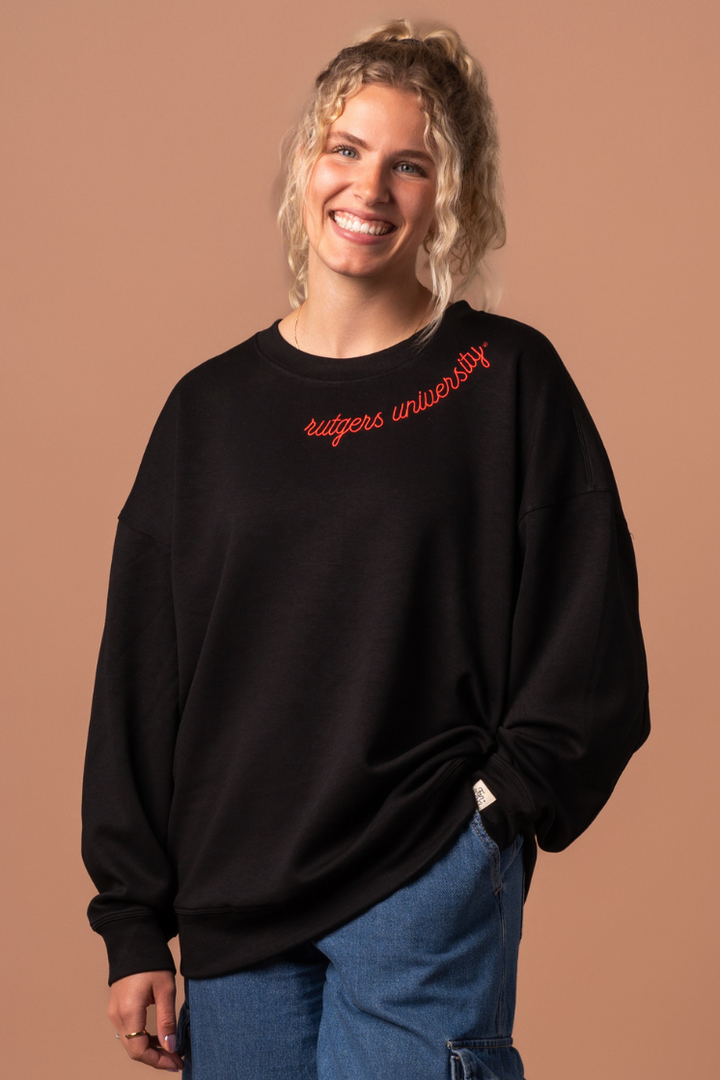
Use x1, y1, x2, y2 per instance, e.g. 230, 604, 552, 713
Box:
94, 914, 177, 985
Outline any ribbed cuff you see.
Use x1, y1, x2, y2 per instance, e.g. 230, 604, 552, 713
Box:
95, 914, 177, 985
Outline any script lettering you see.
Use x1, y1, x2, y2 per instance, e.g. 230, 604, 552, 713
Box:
391, 344, 489, 423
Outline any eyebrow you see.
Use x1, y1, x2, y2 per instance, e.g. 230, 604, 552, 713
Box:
327, 130, 435, 164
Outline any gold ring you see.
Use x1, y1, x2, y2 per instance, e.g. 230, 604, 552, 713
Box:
125, 1030, 149, 1039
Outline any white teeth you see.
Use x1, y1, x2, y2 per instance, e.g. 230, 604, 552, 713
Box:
331, 211, 393, 236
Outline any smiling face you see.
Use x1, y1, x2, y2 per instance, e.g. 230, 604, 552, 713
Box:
303, 84, 438, 289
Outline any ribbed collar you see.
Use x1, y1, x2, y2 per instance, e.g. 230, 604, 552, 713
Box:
254, 301, 471, 382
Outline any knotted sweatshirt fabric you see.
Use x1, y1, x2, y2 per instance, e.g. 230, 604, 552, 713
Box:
81, 301, 650, 984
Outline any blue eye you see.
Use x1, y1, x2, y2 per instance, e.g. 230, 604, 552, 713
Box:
328, 145, 426, 177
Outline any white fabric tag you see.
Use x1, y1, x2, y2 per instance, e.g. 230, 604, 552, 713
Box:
473, 779, 497, 811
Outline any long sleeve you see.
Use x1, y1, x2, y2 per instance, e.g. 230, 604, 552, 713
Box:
475, 491, 650, 854
474, 341, 650, 856
82, 390, 181, 984
82, 520, 180, 983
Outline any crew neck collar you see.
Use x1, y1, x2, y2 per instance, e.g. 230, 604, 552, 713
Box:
254, 300, 472, 382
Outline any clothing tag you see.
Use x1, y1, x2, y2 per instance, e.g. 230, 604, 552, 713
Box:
473, 779, 497, 811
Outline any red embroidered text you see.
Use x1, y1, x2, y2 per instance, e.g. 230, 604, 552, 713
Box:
305, 412, 384, 448
391, 344, 489, 422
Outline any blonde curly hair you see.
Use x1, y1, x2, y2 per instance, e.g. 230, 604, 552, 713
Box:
277, 19, 506, 343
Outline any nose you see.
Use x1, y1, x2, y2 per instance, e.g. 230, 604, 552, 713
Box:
354, 158, 390, 206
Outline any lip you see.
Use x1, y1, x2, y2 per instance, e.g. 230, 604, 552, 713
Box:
328, 209, 398, 245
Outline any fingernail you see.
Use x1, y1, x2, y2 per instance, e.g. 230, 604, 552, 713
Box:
164, 1034, 177, 1053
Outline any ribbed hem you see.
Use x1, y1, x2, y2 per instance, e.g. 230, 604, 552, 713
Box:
176, 779, 477, 979
95, 914, 176, 985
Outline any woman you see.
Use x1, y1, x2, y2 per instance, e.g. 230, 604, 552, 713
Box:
82, 20, 650, 1080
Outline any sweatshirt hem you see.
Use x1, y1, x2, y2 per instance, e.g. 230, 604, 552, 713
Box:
175, 785, 478, 979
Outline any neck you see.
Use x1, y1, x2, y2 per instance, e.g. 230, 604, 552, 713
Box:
292, 262, 434, 359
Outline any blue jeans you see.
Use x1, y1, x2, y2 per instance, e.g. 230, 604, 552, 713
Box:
177, 811, 525, 1079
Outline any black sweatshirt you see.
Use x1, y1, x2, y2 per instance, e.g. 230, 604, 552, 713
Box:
81, 301, 650, 984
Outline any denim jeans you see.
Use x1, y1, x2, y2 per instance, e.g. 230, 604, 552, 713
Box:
177, 810, 525, 1079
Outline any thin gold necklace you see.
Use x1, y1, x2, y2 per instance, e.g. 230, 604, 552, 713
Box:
293, 301, 428, 353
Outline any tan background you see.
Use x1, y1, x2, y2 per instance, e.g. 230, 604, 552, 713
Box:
2, 1, 718, 1077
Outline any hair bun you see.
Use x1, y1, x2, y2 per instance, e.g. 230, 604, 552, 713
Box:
356, 19, 470, 76
356, 18, 418, 46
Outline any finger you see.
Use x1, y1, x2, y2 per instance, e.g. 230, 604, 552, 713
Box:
119, 1031, 183, 1072
115, 1015, 168, 1067
153, 973, 182, 1064
113, 1005, 149, 1060
129, 1038, 183, 1072
122, 1027, 152, 1063
147, 1032, 185, 1068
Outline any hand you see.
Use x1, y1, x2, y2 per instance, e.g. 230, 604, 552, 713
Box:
109, 970, 184, 1072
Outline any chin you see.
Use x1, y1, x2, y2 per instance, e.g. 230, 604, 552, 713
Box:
320, 252, 387, 279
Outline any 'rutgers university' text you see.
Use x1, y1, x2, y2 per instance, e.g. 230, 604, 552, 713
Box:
303, 343, 490, 448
